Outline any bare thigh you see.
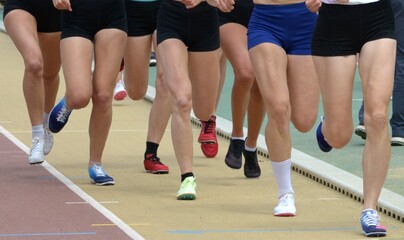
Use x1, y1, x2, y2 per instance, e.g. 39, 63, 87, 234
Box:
287, 55, 319, 132
359, 39, 396, 121
188, 49, 221, 119
60, 37, 93, 107
124, 35, 152, 99
93, 29, 127, 100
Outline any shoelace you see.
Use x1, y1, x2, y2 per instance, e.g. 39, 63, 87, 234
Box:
116, 80, 125, 90
147, 155, 164, 165
182, 177, 195, 186
56, 106, 71, 123
278, 194, 294, 206
362, 211, 380, 227
30, 137, 41, 152
202, 119, 215, 134
91, 165, 106, 177
44, 126, 52, 139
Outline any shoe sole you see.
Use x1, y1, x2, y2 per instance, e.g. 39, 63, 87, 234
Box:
90, 180, 115, 186
29, 160, 44, 165
198, 139, 216, 143
245, 173, 261, 178
363, 231, 387, 237
149, 58, 157, 67
274, 212, 296, 217
114, 91, 127, 101
224, 158, 242, 169
316, 122, 332, 152
354, 128, 367, 140
146, 170, 169, 174
391, 137, 404, 146
48, 98, 70, 133
177, 193, 196, 200
391, 141, 404, 146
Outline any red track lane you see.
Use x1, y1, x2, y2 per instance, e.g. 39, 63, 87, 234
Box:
0, 133, 135, 240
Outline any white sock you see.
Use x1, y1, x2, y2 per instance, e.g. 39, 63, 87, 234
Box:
244, 144, 256, 152
32, 124, 44, 140
271, 159, 294, 198
231, 136, 244, 141
42, 112, 50, 126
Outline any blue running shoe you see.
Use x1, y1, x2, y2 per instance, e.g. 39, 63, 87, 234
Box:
316, 116, 333, 152
48, 97, 72, 133
88, 163, 115, 186
360, 209, 387, 237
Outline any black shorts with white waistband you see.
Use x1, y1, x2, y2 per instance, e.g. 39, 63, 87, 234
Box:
311, 0, 395, 56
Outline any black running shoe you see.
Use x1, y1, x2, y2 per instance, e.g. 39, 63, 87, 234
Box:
243, 149, 261, 178
225, 139, 244, 169
354, 125, 366, 140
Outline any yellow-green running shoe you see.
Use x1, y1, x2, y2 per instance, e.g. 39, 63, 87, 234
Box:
177, 176, 196, 200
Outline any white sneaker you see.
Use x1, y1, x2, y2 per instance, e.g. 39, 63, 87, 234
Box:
113, 80, 127, 101
28, 137, 45, 165
43, 125, 53, 155
354, 125, 366, 140
176, 176, 196, 200
274, 193, 296, 217
391, 137, 404, 146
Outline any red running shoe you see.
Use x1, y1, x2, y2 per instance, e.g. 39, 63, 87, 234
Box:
144, 154, 169, 174
200, 142, 218, 158
113, 80, 127, 101
198, 116, 218, 158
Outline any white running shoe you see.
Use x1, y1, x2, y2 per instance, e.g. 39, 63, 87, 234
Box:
274, 193, 296, 217
43, 125, 53, 155
28, 137, 45, 165
113, 79, 127, 101
177, 176, 196, 200
391, 137, 404, 146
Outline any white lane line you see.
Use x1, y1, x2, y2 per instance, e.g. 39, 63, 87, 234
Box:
0, 125, 145, 240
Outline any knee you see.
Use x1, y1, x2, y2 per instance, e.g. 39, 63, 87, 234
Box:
67, 93, 91, 109
126, 85, 147, 101
269, 102, 290, 128
234, 69, 254, 89
365, 111, 389, 132
93, 90, 112, 109
172, 94, 192, 116
326, 123, 352, 148
24, 58, 43, 77
43, 72, 60, 84
292, 112, 317, 133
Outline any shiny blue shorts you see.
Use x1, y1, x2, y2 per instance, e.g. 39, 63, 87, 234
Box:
247, 2, 317, 55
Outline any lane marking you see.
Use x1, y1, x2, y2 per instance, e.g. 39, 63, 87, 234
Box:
0, 232, 96, 237
92, 223, 150, 227
5, 129, 149, 133
0, 125, 145, 240
316, 197, 340, 201
168, 227, 359, 235
66, 201, 120, 205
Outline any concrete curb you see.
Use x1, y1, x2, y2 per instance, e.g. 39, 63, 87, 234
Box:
145, 85, 404, 223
